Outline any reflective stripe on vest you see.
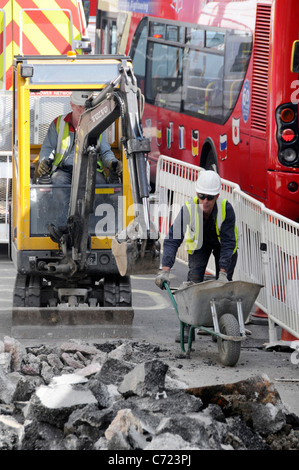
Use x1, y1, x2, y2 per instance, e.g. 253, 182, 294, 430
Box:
53, 114, 71, 169
216, 198, 238, 254
215, 198, 226, 239
185, 197, 200, 254
185, 197, 238, 255
97, 134, 104, 172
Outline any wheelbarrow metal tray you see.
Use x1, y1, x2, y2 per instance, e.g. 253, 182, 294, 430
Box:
173, 280, 262, 327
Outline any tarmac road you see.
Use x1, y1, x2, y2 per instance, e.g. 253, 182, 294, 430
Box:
1, 243, 299, 417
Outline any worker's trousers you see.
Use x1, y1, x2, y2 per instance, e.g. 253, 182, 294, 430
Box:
187, 243, 238, 283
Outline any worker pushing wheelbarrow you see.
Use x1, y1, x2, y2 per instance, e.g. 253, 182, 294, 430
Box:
155, 171, 262, 366
163, 279, 262, 366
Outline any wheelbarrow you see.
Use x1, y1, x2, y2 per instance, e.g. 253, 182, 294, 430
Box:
164, 280, 263, 366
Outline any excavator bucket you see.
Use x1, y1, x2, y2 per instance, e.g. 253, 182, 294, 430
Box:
112, 220, 160, 276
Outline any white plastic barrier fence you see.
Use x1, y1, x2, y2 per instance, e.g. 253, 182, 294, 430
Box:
0, 152, 12, 243
154, 155, 299, 344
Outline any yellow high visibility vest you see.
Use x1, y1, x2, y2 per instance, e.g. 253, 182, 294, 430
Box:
185, 196, 238, 255
52, 115, 71, 168
53, 115, 103, 171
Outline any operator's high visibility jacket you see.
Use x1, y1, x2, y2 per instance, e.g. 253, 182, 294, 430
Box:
162, 196, 238, 272
53, 114, 103, 172
38, 112, 117, 172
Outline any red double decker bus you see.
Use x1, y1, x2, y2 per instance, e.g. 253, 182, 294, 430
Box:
96, 0, 299, 222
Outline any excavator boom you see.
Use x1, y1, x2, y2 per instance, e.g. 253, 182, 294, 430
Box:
50, 62, 160, 277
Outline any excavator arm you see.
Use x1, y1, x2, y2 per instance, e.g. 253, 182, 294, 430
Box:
49, 62, 160, 278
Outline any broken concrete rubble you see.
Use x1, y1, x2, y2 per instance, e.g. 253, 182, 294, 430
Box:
186, 374, 287, 436
0, 336, 298, 450
118, 360, 169, 397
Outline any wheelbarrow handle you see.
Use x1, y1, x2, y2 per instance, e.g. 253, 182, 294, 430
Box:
163, 282, 180, 317
163, 282, 191, 355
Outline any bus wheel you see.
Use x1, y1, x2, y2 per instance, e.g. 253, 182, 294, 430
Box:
204, 150, 218, 172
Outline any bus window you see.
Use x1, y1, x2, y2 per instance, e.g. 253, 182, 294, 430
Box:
146, 42, 183, 111
166, 24, 184, 42
149, 22, 165, 39
223, 31, 252, 116
102, 17, 117, 53
131, 19, 251, 123
291, 40, 299, 73
130, 17, 147, 92
187, 27, 204, 47
206, 30, 225, 50
96, 10, 118, 54
183, 49, 224, 119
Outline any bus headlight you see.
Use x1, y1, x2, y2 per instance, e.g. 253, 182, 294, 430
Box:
281, 148, 297, 164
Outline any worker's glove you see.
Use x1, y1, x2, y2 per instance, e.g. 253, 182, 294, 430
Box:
218, 271, 228, 283
37, 159, 52, 177
155, 271, 170, 290
110, 160, 123, 176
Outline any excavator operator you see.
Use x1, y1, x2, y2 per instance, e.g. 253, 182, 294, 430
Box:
37, 90, 123, 184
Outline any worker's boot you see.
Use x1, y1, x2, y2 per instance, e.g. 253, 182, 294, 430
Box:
175, 325, 195, 344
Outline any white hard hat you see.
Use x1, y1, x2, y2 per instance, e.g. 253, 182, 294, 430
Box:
70, 91, 92, 106
195, 170, 221, 195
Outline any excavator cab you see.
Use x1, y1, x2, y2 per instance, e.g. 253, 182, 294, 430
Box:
11, 54, 159, 338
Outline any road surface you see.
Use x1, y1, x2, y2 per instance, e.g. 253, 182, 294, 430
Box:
0, 243, 299, 416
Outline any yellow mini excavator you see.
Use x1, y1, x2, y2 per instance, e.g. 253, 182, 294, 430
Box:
10, 54, 160, 338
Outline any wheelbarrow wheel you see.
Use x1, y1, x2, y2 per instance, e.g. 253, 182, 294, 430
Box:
217, 314, 241, 367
